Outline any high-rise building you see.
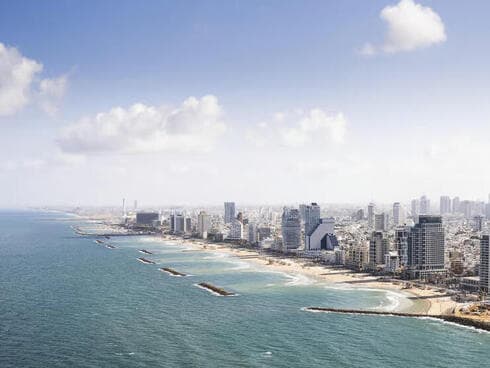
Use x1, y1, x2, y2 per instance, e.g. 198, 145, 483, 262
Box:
375, 213, 389, 232
369, 231, 389, 270
304, 203, 321, 236
305, 217, 336, 251
170, 212, 186, 234
440, 196, 451, 215
224, 202, 236, 224
393, 202, 401, 226
452, 196, 460, 214
460, 200, 473, 219
407, 215, 445, 279
411, 198, 419, 219
395, 227, 409, 266
136, 212, 160, 226
367, 203, 375, 228
485, 203, 490, 219
420, 195, 430, 215
356, 209, 364, 221
480, 235, 490, 292
281, 208, 301, 251
248, 223, 258, 244
228, 219, 243, 239
473, 215, 485, 232
197, 211, 210, 239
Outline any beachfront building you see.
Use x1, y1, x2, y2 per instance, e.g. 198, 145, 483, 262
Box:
305, 217, 337, 251
481, 235, 490, 292
248, 223, 258, 245
170, 212, 186, 234
228, 219, 243, 240
224, 202, 236, 224
369, 231, 389, 270
136, 212, 160, 226
281, 207, 301, 251
304, 203, 321, 237
407, 215, 446, 280
395, 227, 409, 267
197, 211, 210, 239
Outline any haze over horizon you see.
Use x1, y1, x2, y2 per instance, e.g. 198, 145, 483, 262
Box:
2, 0, 490, 207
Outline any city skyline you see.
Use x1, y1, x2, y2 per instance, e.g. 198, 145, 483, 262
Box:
2, 0, 490, 207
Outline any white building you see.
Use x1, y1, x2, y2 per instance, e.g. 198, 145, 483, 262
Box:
197, 211, 210, 239
228, 219, 243, 240
305, 217, 336, 251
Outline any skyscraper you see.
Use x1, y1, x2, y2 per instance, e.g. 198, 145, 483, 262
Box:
411, 198, 419, 220
248, 223, 258, 244
480, 235, 489, 292
452, 196, 460, 214
367, 203, 375, 228
281, 208, 301, 251
304, 202, 321, 236
393, 202, 401, 226
197, 211, 210, 239
420, 195, 430, 215
395, 227, 409, 266
369, 231, 389, 270
375, 213, 389, 232
440, 196, 451, 215
407, 215, 445, 279
224, 202, 236, 224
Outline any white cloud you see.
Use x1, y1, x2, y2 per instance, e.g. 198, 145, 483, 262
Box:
361, 0, 446, 55
0, 42, 42, 116
0, 42, 68, 117
57, 95, 226, 154
38, 75, 68, 115
246, 108, 347, 148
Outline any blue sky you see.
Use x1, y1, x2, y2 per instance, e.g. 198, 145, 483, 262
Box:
1, 0, 490, 207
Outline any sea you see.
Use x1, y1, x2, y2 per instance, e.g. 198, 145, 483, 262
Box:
1, 210, 488, 367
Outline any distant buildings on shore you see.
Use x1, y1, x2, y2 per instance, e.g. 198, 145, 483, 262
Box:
119, 192, 490, 292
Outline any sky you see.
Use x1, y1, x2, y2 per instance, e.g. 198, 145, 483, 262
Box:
1, 0, 490, 207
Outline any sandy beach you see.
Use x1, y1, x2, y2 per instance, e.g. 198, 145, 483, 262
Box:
161, 236, 462, 316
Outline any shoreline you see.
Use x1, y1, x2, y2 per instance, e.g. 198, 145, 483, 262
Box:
158, 235, 462, 316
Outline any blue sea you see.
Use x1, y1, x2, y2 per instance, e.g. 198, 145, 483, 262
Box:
1, 211, 488, 367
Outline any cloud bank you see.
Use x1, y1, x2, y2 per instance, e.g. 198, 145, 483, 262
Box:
58, 95, 226, 154
361, 0, 446, 55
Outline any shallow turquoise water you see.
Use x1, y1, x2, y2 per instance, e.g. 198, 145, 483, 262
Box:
1, 211, 488, 367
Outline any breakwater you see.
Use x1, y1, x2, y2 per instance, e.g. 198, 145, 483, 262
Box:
197, 282, 235, 296
160, 267, 187, 277
304, 307, 490, 332
139, 249, 153, 255
137, 257, 155, 265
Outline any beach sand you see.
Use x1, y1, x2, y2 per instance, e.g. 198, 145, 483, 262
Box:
161, 236, 462, 316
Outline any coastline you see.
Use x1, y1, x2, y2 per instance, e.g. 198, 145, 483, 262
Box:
157, 235, 462, 316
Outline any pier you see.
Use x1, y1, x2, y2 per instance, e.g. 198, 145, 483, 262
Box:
304, 307, 490, 331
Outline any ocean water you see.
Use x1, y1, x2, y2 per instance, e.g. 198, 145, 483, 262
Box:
1, 211, 488, 368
